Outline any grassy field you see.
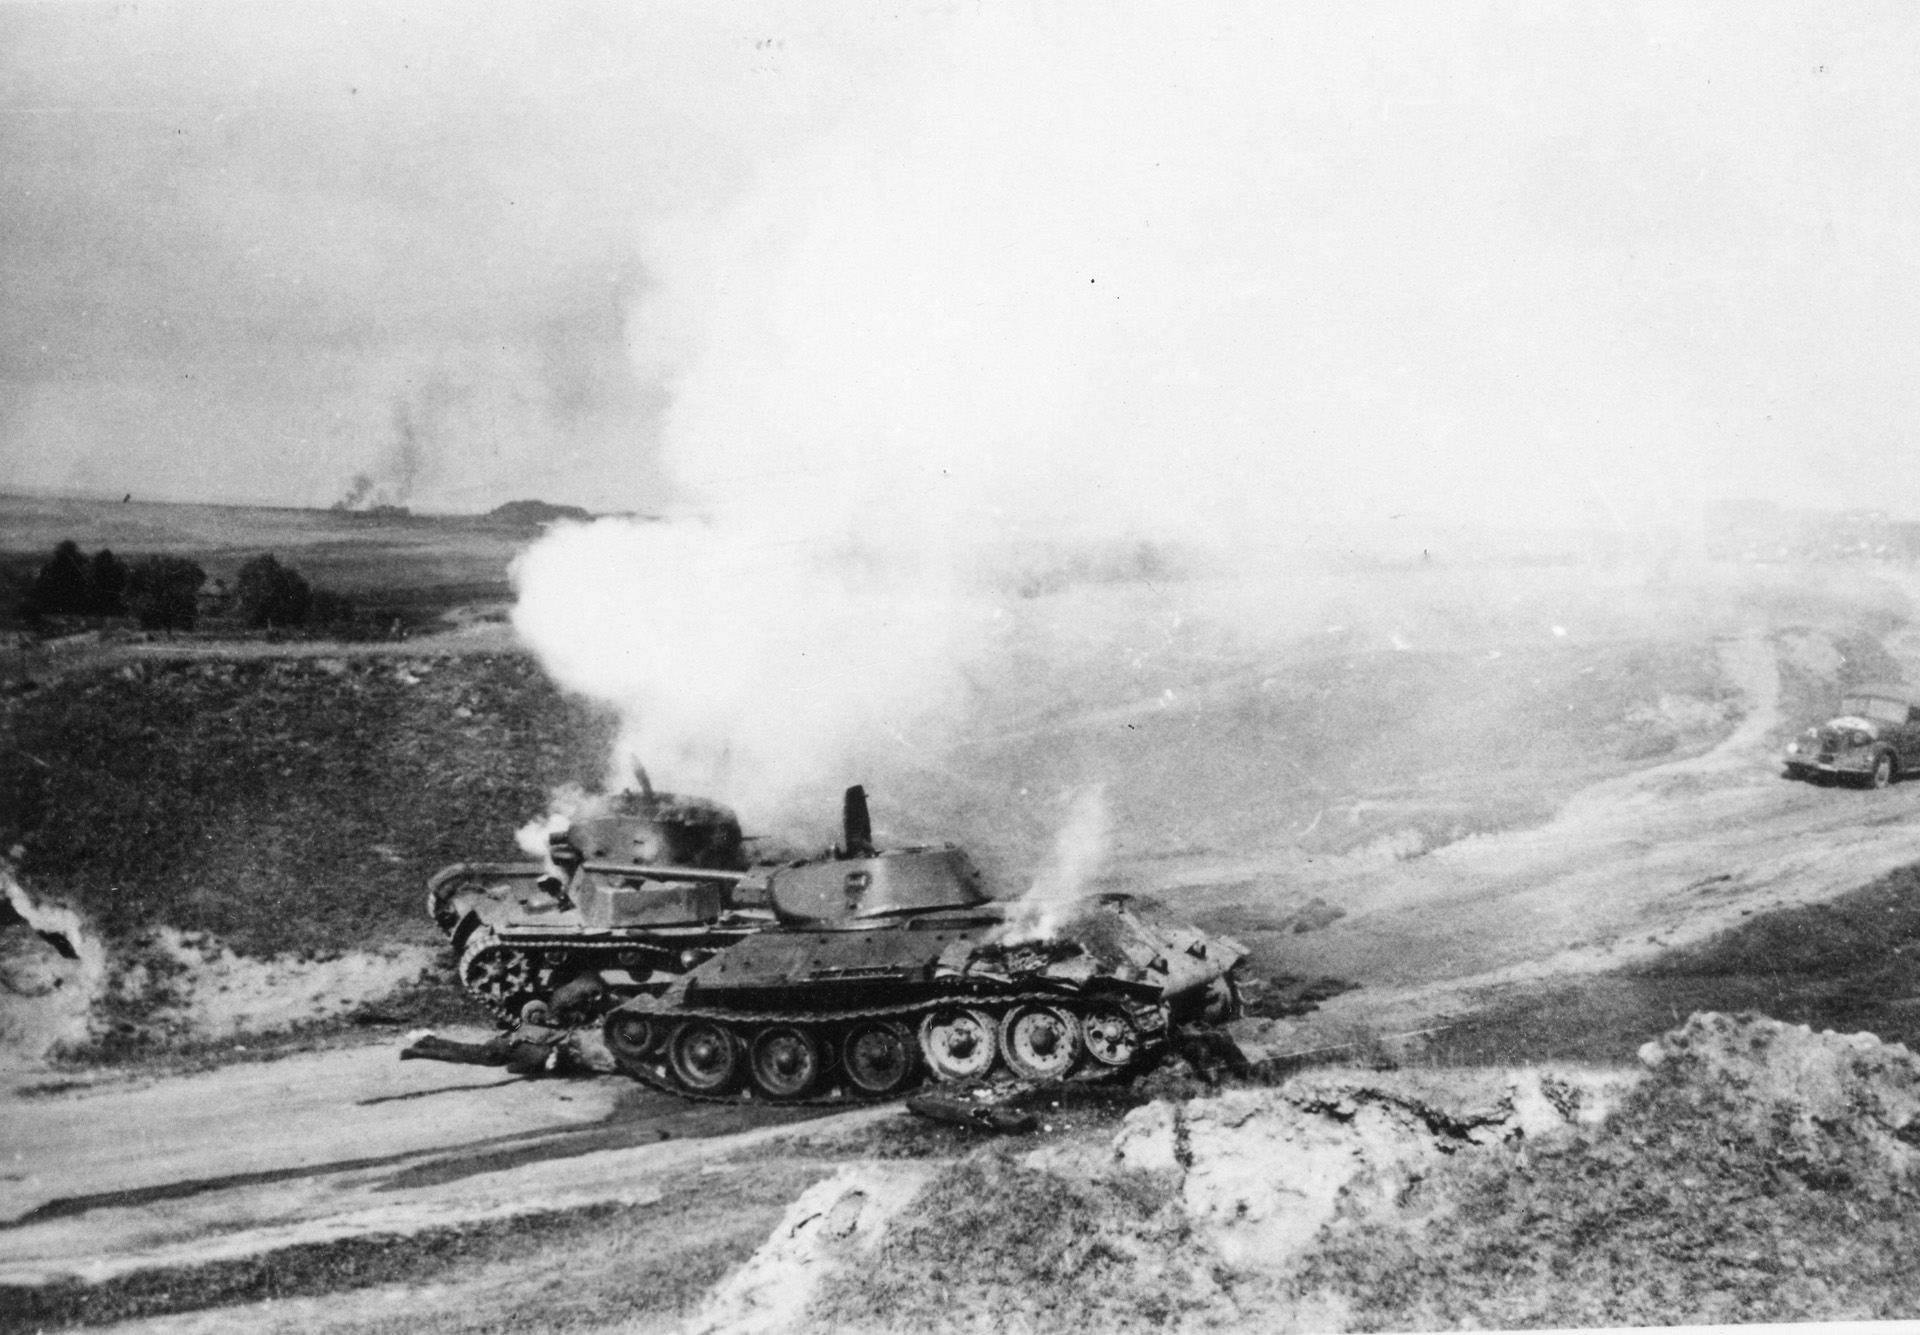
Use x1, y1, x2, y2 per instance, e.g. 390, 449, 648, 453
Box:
0, 493, 551, 637
1422, 859, 1920, 1065
4, 655, 612, 955
2, 651, 616, 1056
1295, 1028, 1920, 1329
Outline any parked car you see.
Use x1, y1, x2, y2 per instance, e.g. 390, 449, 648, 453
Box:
1783, 682, 1920, 787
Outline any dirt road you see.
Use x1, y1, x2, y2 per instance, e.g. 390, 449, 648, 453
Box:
0, 1034, 883, 1287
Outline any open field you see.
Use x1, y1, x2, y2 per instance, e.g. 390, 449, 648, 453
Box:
10, 500, 1920, 1328
0, 493, 563, 638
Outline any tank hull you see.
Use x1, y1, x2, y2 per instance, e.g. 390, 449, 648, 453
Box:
600, 894, 1246, 1101
426, 788, 759, 1024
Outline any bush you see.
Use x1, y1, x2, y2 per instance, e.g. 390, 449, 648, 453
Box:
234, 553, 313, 628
89, 548, 128, 614
127, 556, 206, 631
309, 587, 357, 628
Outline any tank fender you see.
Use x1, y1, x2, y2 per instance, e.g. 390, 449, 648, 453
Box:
426, 860, 543, 923
449, 909, 486, 957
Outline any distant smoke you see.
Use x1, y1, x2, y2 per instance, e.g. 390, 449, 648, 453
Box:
331, 382, 444, 511
333, 473, 377, 511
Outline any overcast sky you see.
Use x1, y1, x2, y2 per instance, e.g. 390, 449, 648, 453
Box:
2, 2, 1916, 531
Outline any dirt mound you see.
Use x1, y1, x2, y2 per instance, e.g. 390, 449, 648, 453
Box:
783, 1016, 1920, 1331
1637, 1010, 1920, 1193
687, 1164, 935, 1335
785, 1068, 1608, 1333
1110, 1068, 1617, 1274
1302, 1013, 1920, 1329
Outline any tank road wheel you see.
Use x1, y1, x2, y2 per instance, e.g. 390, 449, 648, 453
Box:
748, 1026, 823, 1100
603, 1010, 664, 1068
464, 945, 536, 1015
1000, 1004, 1083, 1082
1080, 1005, 1141, 1068
669, 1020, 741, 1094
842, 1020, 919, 1096
918, 1007, 999, 1082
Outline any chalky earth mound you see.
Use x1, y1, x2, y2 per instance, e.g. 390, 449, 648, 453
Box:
700, 1013, 1920, 1332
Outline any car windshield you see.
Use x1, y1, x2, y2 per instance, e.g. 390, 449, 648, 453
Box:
1841, 695, 1909, 725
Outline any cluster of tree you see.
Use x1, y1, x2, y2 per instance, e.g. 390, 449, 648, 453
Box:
18, 542, 355, 633
20, 540, 206, 630
231, 553, 355, 629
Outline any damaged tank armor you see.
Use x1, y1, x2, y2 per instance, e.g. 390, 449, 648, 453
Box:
594, 786, 1250, 1103
425, 776, 766, 1025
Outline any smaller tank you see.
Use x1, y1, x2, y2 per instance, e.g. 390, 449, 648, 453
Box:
599, 786, 1247, 1101
427, 780, 766, 1024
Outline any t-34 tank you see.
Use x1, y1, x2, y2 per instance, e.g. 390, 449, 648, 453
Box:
427, 781, 767, 1024
598, 786, 1247, 1102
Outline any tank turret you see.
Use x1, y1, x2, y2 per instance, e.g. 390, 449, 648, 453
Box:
425, 784, 761, 1024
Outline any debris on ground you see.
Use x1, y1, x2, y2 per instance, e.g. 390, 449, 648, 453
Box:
905, 1079, 1043, 1133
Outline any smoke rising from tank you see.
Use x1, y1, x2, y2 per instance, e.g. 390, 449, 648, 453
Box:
1010, 786, 1111, 941
513, 783, 624, 860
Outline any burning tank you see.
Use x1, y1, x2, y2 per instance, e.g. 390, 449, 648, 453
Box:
598, 786, 1248, 1102
427, 780, 767, 1024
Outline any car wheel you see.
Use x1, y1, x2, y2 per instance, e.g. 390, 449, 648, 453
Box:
1872, 751, 1896, 789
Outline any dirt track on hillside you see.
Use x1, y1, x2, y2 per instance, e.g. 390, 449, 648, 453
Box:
1217, 633, 1920, 1051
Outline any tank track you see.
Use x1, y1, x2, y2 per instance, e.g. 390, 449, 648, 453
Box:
455, 926, 684, 1024
601, 991, 1157, 1108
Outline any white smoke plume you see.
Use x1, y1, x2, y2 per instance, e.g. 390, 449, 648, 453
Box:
512, 782, 623, 859
512, 519, 983, 819
1010, 786, 1112, 940
507, 5, 1717, 827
